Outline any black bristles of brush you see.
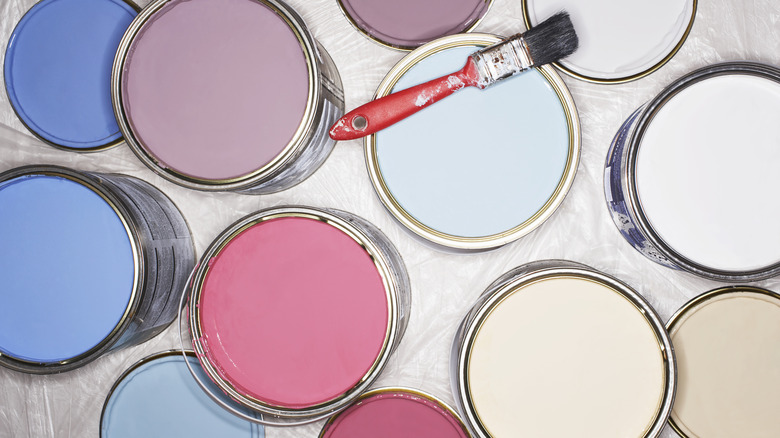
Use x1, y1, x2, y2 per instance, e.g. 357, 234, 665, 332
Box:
524, 11, 579, 67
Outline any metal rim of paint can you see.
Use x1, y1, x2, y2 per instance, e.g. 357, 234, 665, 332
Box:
100, 350, 264, 437
450, 260, 676, 438
3, 0, 141, 152
184, 205, 410, 425
111, 0, 345, 193
335, 0, 495, 51
318, 387, 473, 437
665, 286, 780, 438
520, 0, 697, 84
605, 62, 780, 282
0, 165, 195, 374
364, 33, 580, 251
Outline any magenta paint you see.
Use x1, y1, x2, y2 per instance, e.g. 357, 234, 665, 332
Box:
320, 389, 470, 438
120, 0, 310, 181
338, 0, 492, 49
197, 216, 389, 408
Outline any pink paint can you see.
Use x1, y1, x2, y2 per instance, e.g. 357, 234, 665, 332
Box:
185, 206, 410, 425
112, 0, 343, 193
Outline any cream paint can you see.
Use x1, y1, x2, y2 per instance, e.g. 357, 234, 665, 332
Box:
451, 260, 675, 438
667, 287, 780, 438
183, 206, 410, 425
112, 0, 343, 193
605, 62, 780, 281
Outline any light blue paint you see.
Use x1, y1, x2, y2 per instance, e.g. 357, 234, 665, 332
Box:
102, 354, 264, 437
0, 174, 134, 362
376, 46, 571, 238
4, 0, 137, 149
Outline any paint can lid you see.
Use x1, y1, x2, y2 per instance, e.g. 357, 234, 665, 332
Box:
4, 0, 137, 150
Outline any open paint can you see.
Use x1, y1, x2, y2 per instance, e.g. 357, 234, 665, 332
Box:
522, 0, 696, 83
365, 34, 580, 251
451, 260, 675, 438
319, 387, 471, 437
336, 0, 493, 50
0, 165, 195, 374
101, 350, 264, 437
667, 287, 780, 438
185, 206, 410, 425
605, 62, 780, 282
112, 0, 344, 193
4, 0, 138, 151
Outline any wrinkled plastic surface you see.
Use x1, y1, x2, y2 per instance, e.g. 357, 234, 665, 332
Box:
1, 0, 779, 436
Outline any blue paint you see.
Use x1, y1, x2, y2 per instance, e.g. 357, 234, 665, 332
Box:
0, 174, 134, 363
4, 0, 137, 149
376, 46, 570, 238
102, 354, 264, 437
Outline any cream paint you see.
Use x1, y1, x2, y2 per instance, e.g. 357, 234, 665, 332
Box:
636, 75, 780, 272
525, 0, 693, 80
468, 277, 665, 437
669, 291, 780, 437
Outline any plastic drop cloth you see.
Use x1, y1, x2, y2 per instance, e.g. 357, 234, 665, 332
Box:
1, 0, 780, 436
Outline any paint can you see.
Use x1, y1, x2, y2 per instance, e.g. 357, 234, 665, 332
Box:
667, 286, 780, 438
365, 34, 580, 251
336, 0, 493, 50
4, 0, 138, 151
605, 62, 780, 281
319, 387, 471, 438
112, 0, 344, 193
185, 206, 410, 425
0, 165, 195, 374
451, 260, 675, 438
522, 0, 696, 83
101, 350, 264, 437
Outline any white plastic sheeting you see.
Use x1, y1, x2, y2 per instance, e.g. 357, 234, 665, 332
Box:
1, 0, 779, 436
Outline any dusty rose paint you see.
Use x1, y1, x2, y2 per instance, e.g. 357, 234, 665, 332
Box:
320, 389, 470, 438
339, 0, 491, 49
121, 0, 309, 180
197, 216, 390, 408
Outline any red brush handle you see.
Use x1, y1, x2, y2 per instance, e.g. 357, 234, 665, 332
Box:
329, 59, 480, 141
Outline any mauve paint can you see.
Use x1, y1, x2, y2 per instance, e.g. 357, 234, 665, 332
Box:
112, 0, 344, 193
184, 206, 410, 425
337, 0, 493, 50
605, 62, 780, 281
0, 165, 195, 374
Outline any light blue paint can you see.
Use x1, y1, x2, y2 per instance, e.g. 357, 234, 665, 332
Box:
4, 0, 138, 151
365, 34, 580, 251
0, 166, 195, 373
101, 351, 264, 438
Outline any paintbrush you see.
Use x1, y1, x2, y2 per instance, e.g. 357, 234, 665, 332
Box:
329, 11, 578, 141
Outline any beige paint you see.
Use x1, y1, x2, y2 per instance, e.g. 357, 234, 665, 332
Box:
670, 291, 780, 437
468, 276, 665, 437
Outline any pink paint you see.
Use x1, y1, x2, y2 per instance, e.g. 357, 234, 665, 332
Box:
339, 0, 490, 48
321, 390, 469, 438
197, 217, 389, 408
121, 0, 309, 180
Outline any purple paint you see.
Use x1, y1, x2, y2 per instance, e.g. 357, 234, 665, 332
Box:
121, 0, 310, 181
339, 0, 491, 49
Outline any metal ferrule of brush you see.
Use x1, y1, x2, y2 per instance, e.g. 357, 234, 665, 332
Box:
470, 35, 534, 89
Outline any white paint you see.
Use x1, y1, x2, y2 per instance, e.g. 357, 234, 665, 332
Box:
526, 0, 694, 80
636, 74, 780, 272
669, 291, 780, 437
468, 277, 665, 437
